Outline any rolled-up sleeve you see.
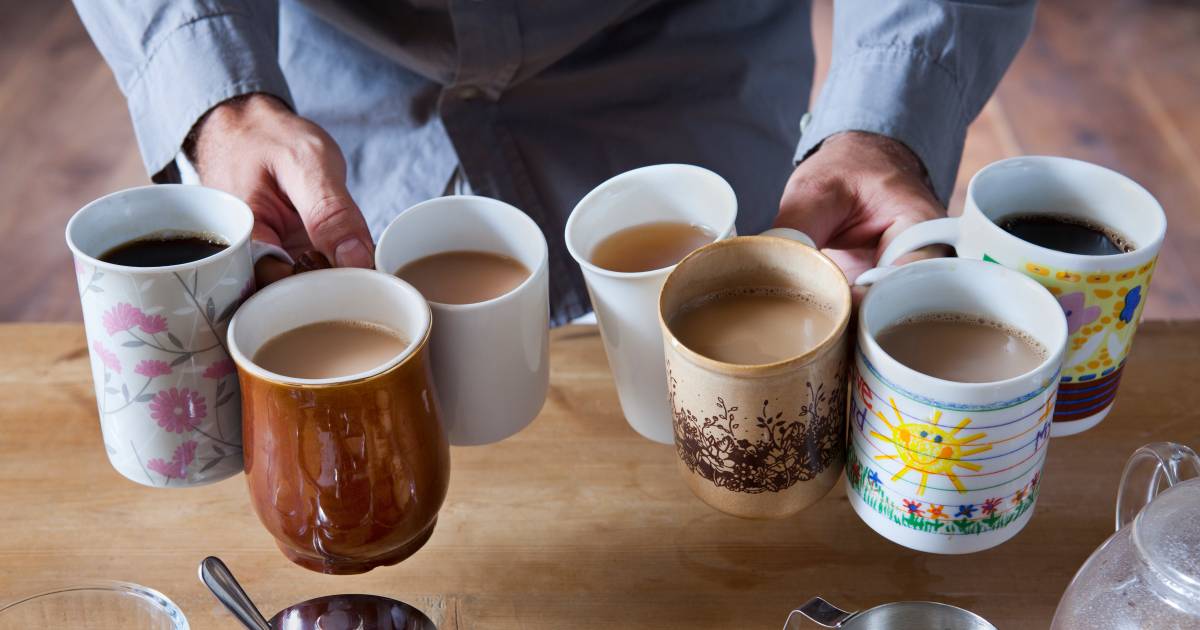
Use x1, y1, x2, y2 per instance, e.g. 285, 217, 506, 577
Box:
796, 0, 1036, 203
73, 1, 294, 179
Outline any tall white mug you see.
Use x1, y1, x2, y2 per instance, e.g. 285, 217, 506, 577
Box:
565, 165, 738, 443
376, 195, 550, 446
66, 184, 286, 487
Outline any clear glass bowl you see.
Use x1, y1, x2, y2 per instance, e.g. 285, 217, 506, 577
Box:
0, 582, 187, 629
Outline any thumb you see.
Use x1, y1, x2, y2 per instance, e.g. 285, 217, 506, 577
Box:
874, 187, 951, 266
775, 173, 852, 248
273, 151, 375, 269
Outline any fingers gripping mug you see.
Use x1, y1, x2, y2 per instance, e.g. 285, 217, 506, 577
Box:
66, 185, 288, 487
877, 157, 1165, 436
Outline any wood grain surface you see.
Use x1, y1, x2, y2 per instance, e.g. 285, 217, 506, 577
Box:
3, 0, 1199, 322
1, 322, 1198, 629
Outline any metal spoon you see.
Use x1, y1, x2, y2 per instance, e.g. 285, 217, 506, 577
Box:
198, 556, 438, 630
198, 556, 272, 630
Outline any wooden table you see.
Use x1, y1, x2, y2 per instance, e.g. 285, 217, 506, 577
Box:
2, 322, 1198, 628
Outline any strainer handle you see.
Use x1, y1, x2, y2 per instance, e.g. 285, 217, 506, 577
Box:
784, 597, 856, 629
1116, 442, 1200, 530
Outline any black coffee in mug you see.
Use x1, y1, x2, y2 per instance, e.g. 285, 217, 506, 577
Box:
99, 231, 229, 267
998, 213, 1133, 256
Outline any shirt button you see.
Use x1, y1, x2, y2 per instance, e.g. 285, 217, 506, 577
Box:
799, 112, 813, 134
456, 86, 482, 100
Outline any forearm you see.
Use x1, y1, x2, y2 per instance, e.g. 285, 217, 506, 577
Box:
73, 0, 293, 179
797, 0, 1037, 203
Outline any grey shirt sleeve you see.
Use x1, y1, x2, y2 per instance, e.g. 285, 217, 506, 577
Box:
73, 1, 294, 179
795, 0, 1036, 203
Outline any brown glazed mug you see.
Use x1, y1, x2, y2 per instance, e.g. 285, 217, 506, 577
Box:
659, 229, 852, 518
227, 268, 449, 574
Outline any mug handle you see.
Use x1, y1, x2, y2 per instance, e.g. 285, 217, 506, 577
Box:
783, 597, 857, 629
1115, 442, 1200, 530
251, 241, 294, 266
852, 217, 963, 288
877, 217, 961, 266
760, 227, 817, 248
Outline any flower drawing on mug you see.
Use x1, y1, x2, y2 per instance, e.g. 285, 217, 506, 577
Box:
149, 387, 207, 433
102, 302, 145, 335
869, 399, 990, 495
847, 448, 1044, 536
202, 358, 237, 379
146, 440, 198, 480
92, 341, 121, 373
81, 265, 246, 486
134, 359, 172, 378
139, 313, 169, 334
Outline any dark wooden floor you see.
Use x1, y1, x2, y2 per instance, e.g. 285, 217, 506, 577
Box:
2, 0, 1197, 321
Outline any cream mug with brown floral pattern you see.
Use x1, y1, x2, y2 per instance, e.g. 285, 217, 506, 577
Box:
66, 185, 287, 488
658, 229, 852, 518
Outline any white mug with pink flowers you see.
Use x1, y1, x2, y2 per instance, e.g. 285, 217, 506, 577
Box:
66, 185, 287, 487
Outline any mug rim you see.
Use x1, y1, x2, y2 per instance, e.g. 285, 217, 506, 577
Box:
965, 155, 1166, 264
658, 234, 852, 375
859, 258, 1068, 395
563, 163, 738, 280
65, 184, 254, 275
375, 195, 550, 312
227, 268, 433, 387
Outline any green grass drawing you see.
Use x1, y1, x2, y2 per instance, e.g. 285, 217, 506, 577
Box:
846, 449, 1039, 536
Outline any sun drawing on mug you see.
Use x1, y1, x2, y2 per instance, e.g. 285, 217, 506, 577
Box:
870, 398, 991, 495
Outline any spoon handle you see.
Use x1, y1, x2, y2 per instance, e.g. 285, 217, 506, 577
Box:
199, 556, 273, 630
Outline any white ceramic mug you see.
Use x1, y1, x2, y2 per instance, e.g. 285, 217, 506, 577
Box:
565, 164, 738, 444
848, 258, 1067, 554
875, 157, 1165, 436
66, 184, 286, 487
376, 195, 550, 446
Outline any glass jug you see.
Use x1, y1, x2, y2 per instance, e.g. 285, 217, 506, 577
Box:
1051, 442, 1200, 629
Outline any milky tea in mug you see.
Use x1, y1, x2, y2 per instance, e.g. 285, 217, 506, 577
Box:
395, 250, 530, 305
589, 221, 717, 273
252, 320, 410, 380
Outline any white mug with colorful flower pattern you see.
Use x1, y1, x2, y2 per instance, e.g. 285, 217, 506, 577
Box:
66, 185, 286, 487
875, 157, 1165, 437
849, 259, 1068, 554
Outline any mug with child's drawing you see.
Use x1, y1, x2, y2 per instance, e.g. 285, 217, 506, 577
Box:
877, 157, 1165, 437
848, 259, 1068, 554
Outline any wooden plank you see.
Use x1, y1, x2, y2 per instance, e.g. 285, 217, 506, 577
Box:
0, 5, 146, 322
1, 323, 1197, 628
993, 0, 1200, 320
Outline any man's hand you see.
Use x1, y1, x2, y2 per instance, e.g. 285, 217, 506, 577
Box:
188, 94, 374, 286
775, 131, 946, 283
